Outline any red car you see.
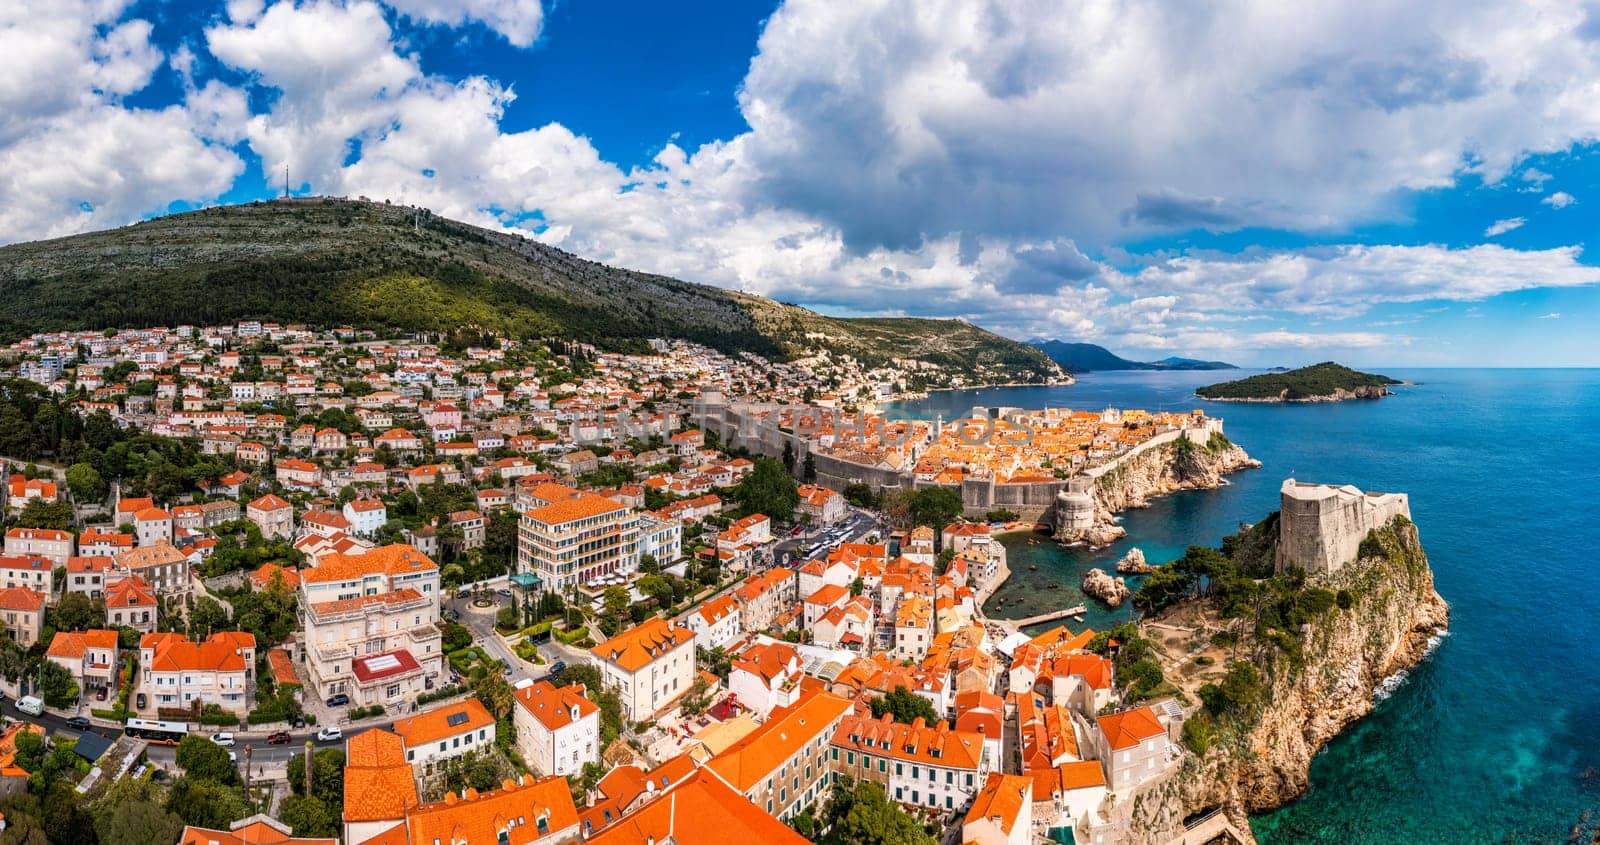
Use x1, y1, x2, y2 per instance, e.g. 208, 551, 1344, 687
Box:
266, 731, 292, 745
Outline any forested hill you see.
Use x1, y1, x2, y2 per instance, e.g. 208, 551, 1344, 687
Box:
0, 198, 1059, 386
1197, 362, 1401, 401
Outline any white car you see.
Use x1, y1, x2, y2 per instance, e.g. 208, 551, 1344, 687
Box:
315, 726, 342, 743
210, 732, 236, 747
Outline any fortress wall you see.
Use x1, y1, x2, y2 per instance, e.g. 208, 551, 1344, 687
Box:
1277, 481, 1410, 575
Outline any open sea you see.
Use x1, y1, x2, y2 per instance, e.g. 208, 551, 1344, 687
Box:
887, 368, 1600, 844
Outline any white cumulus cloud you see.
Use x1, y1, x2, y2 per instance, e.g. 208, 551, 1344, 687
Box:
1542, 191, 1576, 208
383, 0, 543, 46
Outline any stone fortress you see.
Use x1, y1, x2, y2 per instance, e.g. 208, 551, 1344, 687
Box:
1275, 478, 1411, 575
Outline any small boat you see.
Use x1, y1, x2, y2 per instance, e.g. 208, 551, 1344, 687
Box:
1028, 565, 1038, 571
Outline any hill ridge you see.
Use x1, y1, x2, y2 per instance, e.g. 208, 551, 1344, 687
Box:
0, 198, 1060, 387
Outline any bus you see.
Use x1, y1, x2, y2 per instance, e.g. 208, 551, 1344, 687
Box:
123, 718, 189, 745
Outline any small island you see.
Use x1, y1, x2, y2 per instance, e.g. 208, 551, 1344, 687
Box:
1196, 361, 1402, 402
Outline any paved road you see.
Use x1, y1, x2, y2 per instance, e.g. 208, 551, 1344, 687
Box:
444, 591, 560, 686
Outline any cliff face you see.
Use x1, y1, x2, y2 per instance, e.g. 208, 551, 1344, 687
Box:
1069, 437, 1259, 545
1126, 520, 1449, 844
1206, 384, 1391, 403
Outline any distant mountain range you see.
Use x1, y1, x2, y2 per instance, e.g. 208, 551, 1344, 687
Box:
1029, 340, 1238, 373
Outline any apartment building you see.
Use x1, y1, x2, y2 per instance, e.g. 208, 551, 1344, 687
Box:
0, 556, 52, 594
3, 528, 72, 566
137, 631, 256, 715
115, 541, 191, 596
0, 588, 45, 647
829, 714, 990, 814
706, 689, 854, 821
590, 618, 697, 722
65, 556, 113, 598
513, 680, 601, 777
1091, 706, 1177, 791
304, 595, 442, 707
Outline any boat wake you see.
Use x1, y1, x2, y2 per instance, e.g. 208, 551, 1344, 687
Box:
1373, 630, 1448, 704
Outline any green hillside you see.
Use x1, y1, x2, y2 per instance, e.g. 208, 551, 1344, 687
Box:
0, 198, 1059, 385
1197, 362, 1400, 400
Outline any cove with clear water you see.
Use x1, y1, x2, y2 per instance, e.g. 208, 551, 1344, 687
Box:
886, 368, 1600, 843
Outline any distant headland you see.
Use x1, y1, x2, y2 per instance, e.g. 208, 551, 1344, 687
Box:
1029, 339, 1238, 373
1196, 361, 1402, 403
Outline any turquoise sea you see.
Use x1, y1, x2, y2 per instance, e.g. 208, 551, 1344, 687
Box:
888, 369, 1600, 843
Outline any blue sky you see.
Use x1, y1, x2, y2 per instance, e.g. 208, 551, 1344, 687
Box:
4, 0, 1600, 366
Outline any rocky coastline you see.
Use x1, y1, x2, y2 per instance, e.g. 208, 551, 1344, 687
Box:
1061, 435, 1261, 548
1124, 519, 1450, 844
1202, 384, 1393, 403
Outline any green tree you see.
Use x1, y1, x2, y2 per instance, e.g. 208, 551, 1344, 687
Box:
602, 586, 632, 619
802, 452, 817, 483
781, 440, 795, 472
188, 595, 230, 637
15, 499, 73, 531
165, 777, 249, 829
820, 777, 932, 845
93, 777, 184, 845
35, 660, 79, 709
278, 795, 336, 838
732, 457, 799, 521
175, 734, 239, 785
287, 748, 345, 807
867, 686, 939, 725
64, 463, 105, 502
47, 592, 99, 632
474, 671, 516, 720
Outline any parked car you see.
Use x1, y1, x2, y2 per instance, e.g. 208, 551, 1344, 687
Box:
495, 588, 512, 598
266, 731, 292, 745
325, 693, 350, 707
315, 726, 342, 743
65, 716, 91, 731
211, 732, 236, 747
549, 661, 567, 675
455, 589, 470, 599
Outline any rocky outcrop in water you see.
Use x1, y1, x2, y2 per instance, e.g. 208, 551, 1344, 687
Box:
1116, 547, 1154, 574
1123, 518, 1449, 845
1081, 568, 1130, 607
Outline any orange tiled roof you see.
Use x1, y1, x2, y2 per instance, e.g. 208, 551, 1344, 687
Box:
177, 819, 336, 845
706, 689, 852, 792
965, 773, 1032, 835
591, 618, 695, 673
831, 713, 985, 771
404, 774, 579, 845
1030, 760, 1106, 796
0, 588, 44, 612
391, 698, 494, 749
140, 631, 254, 673
106, 575, 157, 607
301, 544, 436, 584
587, 768, 808, 845
46, 629, 117, 659
342, 729, 420, 823
1097, 706, 1166, 751
514, 681, 599, 731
